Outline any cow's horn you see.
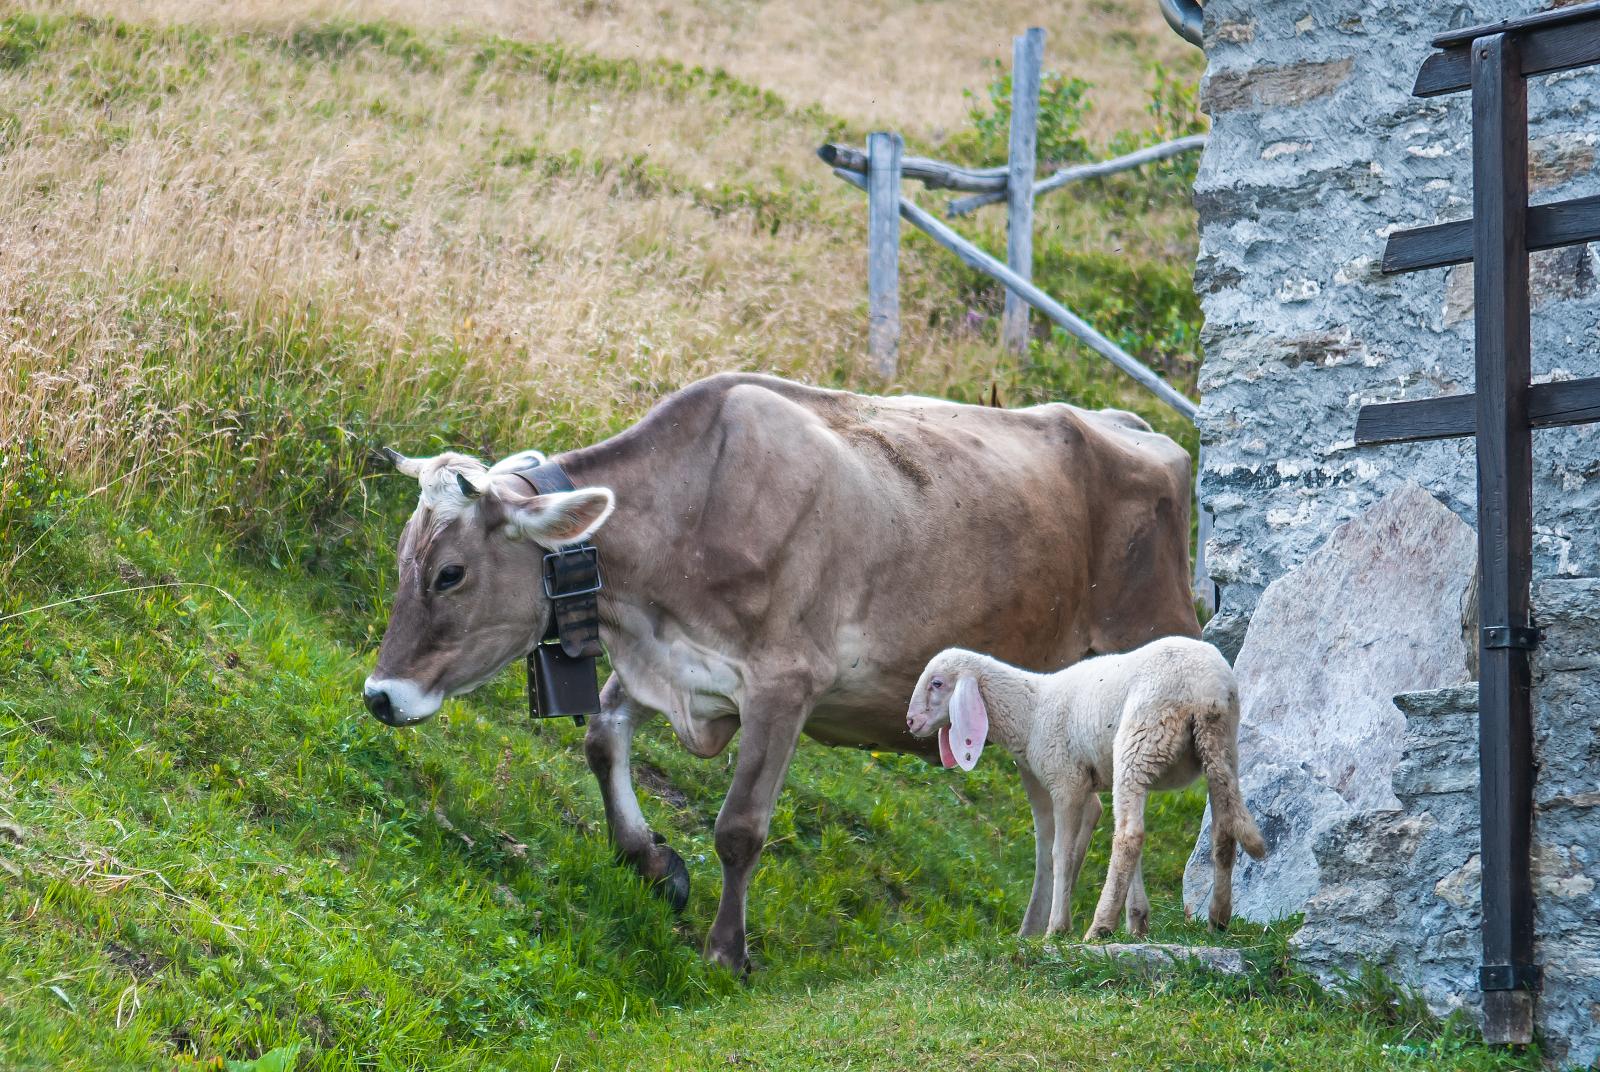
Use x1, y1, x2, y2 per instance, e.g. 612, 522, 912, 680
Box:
379, 447, 425, 478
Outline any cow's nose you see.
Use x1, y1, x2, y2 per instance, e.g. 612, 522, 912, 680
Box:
364, 687, 396, 725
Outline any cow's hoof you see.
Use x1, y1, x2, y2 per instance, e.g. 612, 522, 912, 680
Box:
651, 845, 691, 914
706, 943, 752, 979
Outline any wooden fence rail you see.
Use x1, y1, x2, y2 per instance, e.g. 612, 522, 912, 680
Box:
833, 167, 1198, 421
817, 143, 1006, 193
817, 132, 1207, 212
948, 133, 1208, 216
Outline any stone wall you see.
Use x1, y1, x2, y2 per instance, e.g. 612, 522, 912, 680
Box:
1293, 686, 1486, 1026
1193, 1, 1600, 1064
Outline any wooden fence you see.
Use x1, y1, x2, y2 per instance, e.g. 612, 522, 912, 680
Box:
819, 28, 1213, 608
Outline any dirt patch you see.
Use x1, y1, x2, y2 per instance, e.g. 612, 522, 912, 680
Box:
634, 763, 689, 808
106, 941, 168, 979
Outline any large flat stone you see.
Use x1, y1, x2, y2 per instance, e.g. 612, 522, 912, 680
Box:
1292, 686, 1484, 1029
1061, 943, 1247, 978
1184, 483, 1476, 922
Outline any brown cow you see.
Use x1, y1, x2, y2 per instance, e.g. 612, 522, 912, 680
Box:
364, 372, 1199, 972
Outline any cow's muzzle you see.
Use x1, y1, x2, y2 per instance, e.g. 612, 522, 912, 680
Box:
362, 677, 442, 726
364, 686, 400, 725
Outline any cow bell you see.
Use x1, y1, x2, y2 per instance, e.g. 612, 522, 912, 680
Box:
528, 643, 598, 725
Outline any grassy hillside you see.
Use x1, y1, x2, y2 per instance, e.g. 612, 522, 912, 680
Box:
37, 0, 1199, 143
0, 6, 1543, 1071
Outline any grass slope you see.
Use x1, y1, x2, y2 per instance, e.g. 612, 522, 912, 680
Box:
0, 7, 1545, 1072
0, 469, 1535, 1072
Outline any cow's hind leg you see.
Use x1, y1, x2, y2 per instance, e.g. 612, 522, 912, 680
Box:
584, 675, 689, 911
705, 695, 808, 976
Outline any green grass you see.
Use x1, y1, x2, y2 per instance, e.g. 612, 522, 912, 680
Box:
580, 945, 1528, 1071
0, 461, 1538, 1070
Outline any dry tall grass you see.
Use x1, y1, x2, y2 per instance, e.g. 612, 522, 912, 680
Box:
43, 0, 1200, 141
0, 9, 1200, 534
0, 22, 840, 490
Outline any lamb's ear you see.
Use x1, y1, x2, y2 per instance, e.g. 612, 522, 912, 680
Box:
497, 486, 615, 548
948, 674, 989, 771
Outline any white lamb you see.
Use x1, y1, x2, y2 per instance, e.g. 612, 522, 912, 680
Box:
905, 636, 1267, 940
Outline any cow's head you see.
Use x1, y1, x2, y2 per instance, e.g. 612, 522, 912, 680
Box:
363, 448, 615, 726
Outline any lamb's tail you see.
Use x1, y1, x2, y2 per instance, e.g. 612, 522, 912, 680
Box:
1192, 697, 1266, 860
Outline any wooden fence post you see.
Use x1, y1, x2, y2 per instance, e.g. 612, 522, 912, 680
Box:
1003, 28, 1044, 356
1470, 32, 1536, 1045
867, 131, 904, 379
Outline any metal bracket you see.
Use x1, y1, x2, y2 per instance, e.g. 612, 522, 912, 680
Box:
1480, 963, 1543, 992
542, 545, 604, 600
1482, 623, 1542, 650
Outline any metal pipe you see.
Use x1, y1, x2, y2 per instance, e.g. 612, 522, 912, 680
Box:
1159, 0, 1204, 48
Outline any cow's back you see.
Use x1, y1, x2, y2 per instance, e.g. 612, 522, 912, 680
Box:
666, 378, 1196, 740
578, 374, 1197, 753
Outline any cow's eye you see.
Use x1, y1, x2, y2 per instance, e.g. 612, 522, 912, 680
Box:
930, 677, 944, 691
434, 564, 466, 591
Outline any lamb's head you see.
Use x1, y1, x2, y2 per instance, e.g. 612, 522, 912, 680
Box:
906, 648, 990, 771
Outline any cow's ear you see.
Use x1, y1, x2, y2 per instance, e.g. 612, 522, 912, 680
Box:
488, 449, 548, 475
499, 487, 615, 548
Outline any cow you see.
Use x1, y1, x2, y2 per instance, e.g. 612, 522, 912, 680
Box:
364, 372, 1200, 973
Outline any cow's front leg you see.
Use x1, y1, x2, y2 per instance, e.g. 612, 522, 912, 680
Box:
705, 695, 808, 975
584, 675, 690, 911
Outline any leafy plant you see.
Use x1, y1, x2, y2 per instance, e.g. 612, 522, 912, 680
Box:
945, 60, 1093, 167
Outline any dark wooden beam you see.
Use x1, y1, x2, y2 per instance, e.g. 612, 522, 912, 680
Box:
1415, 19, 1600, 97
1470, 33, 1538, 1046
1354, 392, 1475, 445
1353, 376, 1600, 444
1382, 193, 1600, 274
1432, 1, 1600, 48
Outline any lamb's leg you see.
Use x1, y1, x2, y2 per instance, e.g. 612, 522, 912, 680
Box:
1063, 790, 1102, 896
1125, 856, 1149, 937
1208, 823, 1238, 931
1086, 776, 1148, 941
1018, 767, 1056, 937
1044, 782, 1081, 936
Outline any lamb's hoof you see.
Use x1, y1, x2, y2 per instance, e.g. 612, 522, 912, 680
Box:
650, 845, 691, 914
1084, 924, 1114, 941
1208, 914, 1231, 933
